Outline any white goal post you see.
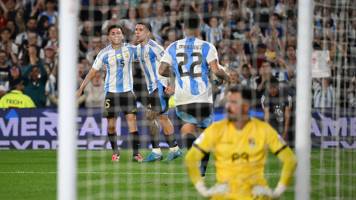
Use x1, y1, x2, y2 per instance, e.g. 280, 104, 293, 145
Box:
295, 0, 313, 199
57, 0, 79, 200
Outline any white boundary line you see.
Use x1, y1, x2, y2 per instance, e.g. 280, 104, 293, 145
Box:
1, 171, 354, 176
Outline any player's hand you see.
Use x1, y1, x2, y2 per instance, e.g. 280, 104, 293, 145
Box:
271, 184, 286, 199
252, 185, 272, 199
76, 89, 83, 98
195, 181, 229, 197
165, 85, 175, 95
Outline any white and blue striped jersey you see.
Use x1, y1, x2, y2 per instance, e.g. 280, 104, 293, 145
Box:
92, 43, 136, 93
136, 39, 167, 94
160, 37, 218, 106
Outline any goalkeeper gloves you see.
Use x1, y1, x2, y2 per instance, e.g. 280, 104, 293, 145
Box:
271, 184, 287, 199
194, 180, 229, 197
252, 185, 272, 199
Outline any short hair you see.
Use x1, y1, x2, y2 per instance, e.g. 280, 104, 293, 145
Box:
183, 8, 200, 29
136, 21, 152, 32
107, 25, 123, 35
228, 86, 253, 102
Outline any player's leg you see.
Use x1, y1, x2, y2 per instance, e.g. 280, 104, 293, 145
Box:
195, 103, 214, 177
122, 91, 143, 162
154, 87, 182, 160
143, 109, 163, 162
104, 93, 120, 161
107, 117, 120, 161
181, 123, 197, 149
159, 114, 182, 161
125, 113, 143, 162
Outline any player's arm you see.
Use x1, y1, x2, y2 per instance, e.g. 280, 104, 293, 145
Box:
185, 125, 228, 197
267, 124, 297, 198
158, 62, 171, 77
209, 60, 229, 81
77, 68, 98, 97
274, 146, 297, 191
185, 145, 206, 184
77, 50, 104, 97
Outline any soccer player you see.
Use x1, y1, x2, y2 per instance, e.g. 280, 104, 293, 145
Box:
158, 10, 229, 175
134, 22, 182, 162
185, 86, 297, 199
77, 25, 143, 162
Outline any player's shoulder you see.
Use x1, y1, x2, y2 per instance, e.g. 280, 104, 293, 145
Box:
97, 45, 112, 57
249, 117, 270, 128
207, 119, 230, 131
148, 39, 161, 48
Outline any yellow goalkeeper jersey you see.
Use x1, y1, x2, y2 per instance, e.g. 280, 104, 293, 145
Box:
194, 117, 288, 199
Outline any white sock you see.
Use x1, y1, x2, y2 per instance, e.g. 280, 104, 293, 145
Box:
152, 148, 162, 155
169, 146, 179, 152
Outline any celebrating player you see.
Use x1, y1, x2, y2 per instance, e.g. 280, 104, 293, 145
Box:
77, 25, 143, 162
158, 10, 229, 175
134, 22, 182, 162
185, 86, 297, 199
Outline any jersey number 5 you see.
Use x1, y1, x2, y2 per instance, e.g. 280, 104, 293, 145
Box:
176, 52, 202, 77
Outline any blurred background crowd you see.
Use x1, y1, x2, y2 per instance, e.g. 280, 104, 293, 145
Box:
0, 0, 355, 110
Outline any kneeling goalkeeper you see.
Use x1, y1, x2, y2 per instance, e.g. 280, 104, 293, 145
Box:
185, 86, 297, 199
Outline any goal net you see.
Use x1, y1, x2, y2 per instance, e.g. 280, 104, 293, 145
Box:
73, 0, 356, 199
310, 0, 356, 199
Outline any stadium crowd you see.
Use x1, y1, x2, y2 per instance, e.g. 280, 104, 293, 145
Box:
0, 0, 355, 110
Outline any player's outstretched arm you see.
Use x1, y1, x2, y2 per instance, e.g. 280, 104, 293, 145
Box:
77, 68, 98, 97
273, 147, 297, 198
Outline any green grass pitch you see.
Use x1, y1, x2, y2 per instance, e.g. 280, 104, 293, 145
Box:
0, 149, 354, 200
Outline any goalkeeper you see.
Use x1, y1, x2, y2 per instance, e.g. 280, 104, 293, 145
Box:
185, 86, 297, 199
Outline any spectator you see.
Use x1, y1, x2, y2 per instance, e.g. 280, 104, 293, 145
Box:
38, 0, 58, 25
5, 19, 18, 39
43, 45, 57, 75
86, 36, 102, 64
0, 27, 18, 64
255, 61, 279, 102
42, 25, 58, 50
15, 17, 41, 47
78, 71, 105, 108
347, 76, 356, 108
22, 64, 48, 107
0, 50, 10, 97
150, 1, 167, 43
37, 15, 50, 38
201, 16, 223, 46
45, 63, 57, 107
261, 79, 292, 140
313, 78, 336, 109
239, 63, 257, 89
0, 78, 35, 108
79, 20, 93, 56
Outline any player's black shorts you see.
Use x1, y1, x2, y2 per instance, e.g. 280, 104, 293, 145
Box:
103, 91, 137, 118
142, 87, 169, 114
175, 103, 213, 128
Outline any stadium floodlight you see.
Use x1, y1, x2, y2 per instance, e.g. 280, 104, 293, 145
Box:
57, 1, 79, 200
295, 0, 313, 199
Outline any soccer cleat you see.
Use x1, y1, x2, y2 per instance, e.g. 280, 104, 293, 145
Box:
133, 153, 144, 163
111, 153, 120, 162
143, 152, 163, 162
166, 149, 183, 161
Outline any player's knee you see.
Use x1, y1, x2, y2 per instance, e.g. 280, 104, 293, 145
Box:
181, 124, 196, 136
108, 125, 116, 134
126, 114, 137, 122
145, 109, 158, 121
